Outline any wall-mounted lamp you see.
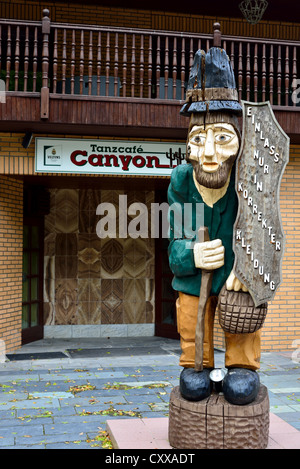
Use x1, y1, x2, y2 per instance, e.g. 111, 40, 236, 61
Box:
22, 131, 33, 149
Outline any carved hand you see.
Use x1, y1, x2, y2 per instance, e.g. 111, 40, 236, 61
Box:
193, 239, 224, 271
226, 270, 248, 292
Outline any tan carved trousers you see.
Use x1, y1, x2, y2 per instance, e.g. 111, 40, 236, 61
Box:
176, 292, 261, 371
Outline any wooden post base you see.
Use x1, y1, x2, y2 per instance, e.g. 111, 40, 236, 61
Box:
169, 385, 269, 449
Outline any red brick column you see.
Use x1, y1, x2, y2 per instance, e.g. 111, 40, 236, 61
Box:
0, 176, 23, 353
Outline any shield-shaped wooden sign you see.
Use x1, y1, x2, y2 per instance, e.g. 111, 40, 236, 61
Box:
233, 101, 289, 307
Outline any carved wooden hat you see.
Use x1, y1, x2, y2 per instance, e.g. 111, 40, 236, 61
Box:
180, 47, 242, 116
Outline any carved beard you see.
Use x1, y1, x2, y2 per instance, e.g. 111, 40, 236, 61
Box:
190, 153, 237, 189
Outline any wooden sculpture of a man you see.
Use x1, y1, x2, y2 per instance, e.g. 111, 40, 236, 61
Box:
168, 46, 261, 405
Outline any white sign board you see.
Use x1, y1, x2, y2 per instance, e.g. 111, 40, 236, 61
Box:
35, 138, 186, 176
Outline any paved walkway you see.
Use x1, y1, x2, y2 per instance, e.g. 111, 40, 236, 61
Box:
0, 337, 299, 449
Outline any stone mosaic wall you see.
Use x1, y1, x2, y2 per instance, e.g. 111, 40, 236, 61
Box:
44, 188, 155, 328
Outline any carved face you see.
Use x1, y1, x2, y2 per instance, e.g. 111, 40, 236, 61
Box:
187, 123, 240, 189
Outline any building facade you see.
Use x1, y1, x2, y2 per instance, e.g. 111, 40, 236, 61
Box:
0, 0, 299, 354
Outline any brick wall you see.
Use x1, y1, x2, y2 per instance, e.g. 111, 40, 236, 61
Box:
261, 147, 300, 351
0, 176, 23, 353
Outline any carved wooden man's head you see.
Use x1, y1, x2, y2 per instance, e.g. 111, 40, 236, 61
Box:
180, 47, 242, 189
187, 112, 241, 189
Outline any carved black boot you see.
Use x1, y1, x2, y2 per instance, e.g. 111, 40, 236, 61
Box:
179, 367, 212, 401
222, 368, 260, 405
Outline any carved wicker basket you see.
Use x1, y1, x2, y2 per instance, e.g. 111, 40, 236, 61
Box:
217, 285, 267, 334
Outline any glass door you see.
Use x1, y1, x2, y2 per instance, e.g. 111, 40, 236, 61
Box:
22, 219, 44, 344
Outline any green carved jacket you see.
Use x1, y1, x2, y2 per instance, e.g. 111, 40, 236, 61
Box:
167, 163, 238, 297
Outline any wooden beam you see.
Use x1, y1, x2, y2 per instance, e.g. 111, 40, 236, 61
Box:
1, 95, 300, 143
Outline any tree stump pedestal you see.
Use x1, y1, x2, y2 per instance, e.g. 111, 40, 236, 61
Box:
169, 385, 269, 449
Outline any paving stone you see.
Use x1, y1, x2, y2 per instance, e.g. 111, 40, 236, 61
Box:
147, 402, 169, 412
112, 366, 155, 373
6, 352, 67, 361
276, 412, 300, 423
124, 394, 169, 404
114, 387, 167, 396
66, 347, 170, 358
0, 416, 53, 427
78, 389, 126, 398
116, 380, 172, 388
0, 369, 41, 376
57, 395, 127, 407
0, 374, 40, 383
290, 422, 300, 430
9, 444, 46, 449
0, 392, 29, 401
137, 411, 169, 419
0, 398, 61, 410
0, 410, 17, 419
0, 424, 44, 437
289, 405, 300, 411
29, 392, 74, 399
15, 432, 90, 446
86, 377, 140, 387
0, 437, 16, 447
53, 413, 105, 425
262, 370, 300, 376
21, 383, 73, 392
269, 387, 300, 394
270, 405, 297, 413
45, 441, 98, 449
43, 421, 100, 436
16, 407, 70, 418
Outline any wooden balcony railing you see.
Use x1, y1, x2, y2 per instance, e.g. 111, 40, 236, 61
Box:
0, 9, 299, 120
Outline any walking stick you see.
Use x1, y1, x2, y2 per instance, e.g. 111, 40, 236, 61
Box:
194, 226, 214, 372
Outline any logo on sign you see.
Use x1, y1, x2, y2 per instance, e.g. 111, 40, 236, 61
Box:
44, 145, 62, 166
